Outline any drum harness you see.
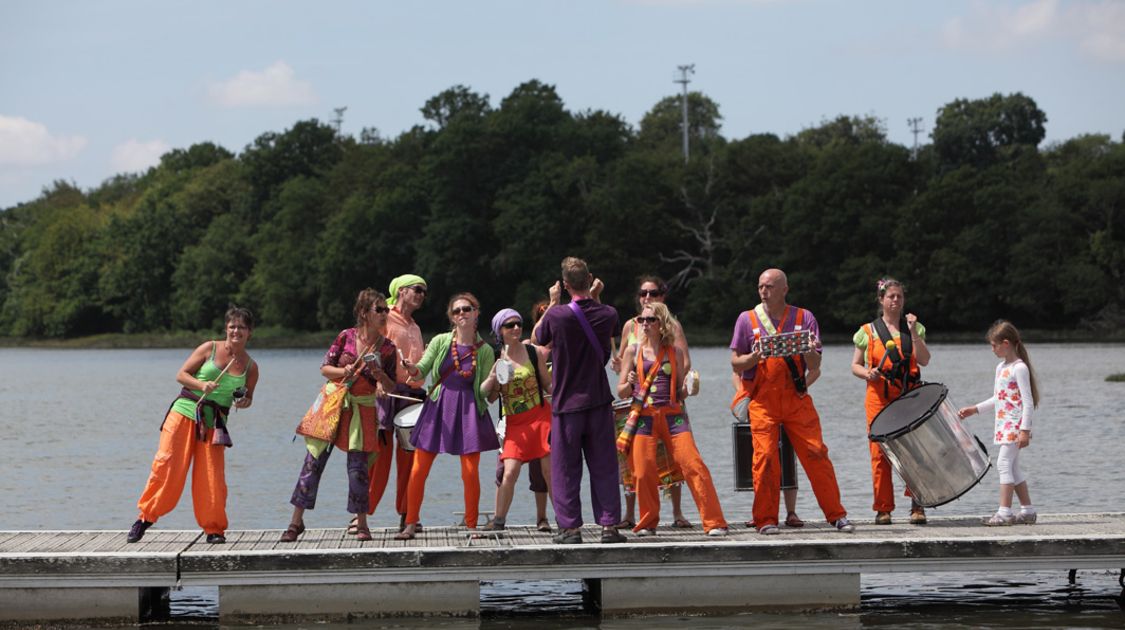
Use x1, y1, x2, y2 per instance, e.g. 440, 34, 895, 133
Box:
871, 316, 922, 399
746, 306, 808, 395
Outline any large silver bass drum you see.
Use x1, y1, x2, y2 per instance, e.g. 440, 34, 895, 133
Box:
868, 382, 991, 508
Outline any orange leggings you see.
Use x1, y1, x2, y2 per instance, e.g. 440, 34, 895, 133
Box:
632, 416, 727, 532
366, 437, 414, 516
404, 449, 481, 528
136, 411, 228, 535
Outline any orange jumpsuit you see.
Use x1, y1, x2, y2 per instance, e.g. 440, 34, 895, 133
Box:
740, 307, 847, 528
860, 322, 921, 512
630, 347, 727, 533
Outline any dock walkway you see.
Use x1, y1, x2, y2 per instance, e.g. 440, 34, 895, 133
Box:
2, 512, 1124, 622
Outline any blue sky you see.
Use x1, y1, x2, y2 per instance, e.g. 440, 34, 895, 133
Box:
2, 0, 1123, 208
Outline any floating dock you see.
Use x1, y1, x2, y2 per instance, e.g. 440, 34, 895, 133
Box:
2, 512, 1124, 622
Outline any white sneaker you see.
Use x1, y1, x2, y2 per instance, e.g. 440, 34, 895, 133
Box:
706, 527, 729, 537
635, 528, 656, 537
833, 518, 856, 533
758, 524, 780, 535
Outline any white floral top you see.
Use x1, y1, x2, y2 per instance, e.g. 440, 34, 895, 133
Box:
973, 360, 1034, 444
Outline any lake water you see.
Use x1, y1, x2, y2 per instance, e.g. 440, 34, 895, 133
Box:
2, 343, 1123, 627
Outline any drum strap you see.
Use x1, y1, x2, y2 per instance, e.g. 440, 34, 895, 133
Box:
524, 342, 546, 408
871, 317, 916, 397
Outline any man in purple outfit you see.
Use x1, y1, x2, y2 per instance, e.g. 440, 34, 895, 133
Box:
534, 257, 626, 544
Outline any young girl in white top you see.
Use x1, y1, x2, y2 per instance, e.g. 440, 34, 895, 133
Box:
958, 320, 1041, 525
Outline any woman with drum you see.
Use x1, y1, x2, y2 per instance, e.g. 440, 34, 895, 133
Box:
617, 302, 728, 537
127, 306, 258, 544
850, 277, 930, 525
479, 307, 553, 532
397, 293, 499, 540
611, 276, 692, 530
281, 289, 398, 542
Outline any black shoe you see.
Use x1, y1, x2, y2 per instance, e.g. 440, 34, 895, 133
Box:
553, 528, 582, 544
600, 528, 627, 544
126, 519, 152, 543
206, 533, 226, 544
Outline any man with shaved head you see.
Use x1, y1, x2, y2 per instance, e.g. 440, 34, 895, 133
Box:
730, 268, 855, 535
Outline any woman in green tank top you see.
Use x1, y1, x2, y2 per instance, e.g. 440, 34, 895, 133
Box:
126, 306, 259, 545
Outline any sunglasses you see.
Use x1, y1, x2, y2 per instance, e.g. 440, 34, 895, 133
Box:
637, 289, 665, 298
501, 321, 522, 329
636, 316, 659, 324
408, 285, 427, 295
371, 306, 390, 314
451, 305, 476, 315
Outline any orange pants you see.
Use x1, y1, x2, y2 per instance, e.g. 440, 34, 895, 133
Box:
632, 413, 727, 532
750, 392, 846, 528
366, 436, 414, 516
136, 411, 227, 535
404, 449, 481, 528
866, 410, 913, 512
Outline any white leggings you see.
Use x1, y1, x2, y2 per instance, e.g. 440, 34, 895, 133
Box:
996, 443, 1027, 486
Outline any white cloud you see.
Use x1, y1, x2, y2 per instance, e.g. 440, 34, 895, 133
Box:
110, 138, 170, 173
942, 0, 1125, 62
0, 115, 87, 166
207, 61, 318, 108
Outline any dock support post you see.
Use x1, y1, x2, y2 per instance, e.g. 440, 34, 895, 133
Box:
595, 573, 860, 614
581, 578, 602, 614
219, 581, 481, 619
139, 586, 170, 622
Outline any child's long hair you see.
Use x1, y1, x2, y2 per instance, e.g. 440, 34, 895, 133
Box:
986, 319, 1040, 408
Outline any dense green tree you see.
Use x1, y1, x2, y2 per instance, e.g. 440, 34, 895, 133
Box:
932, 92, 1047, 171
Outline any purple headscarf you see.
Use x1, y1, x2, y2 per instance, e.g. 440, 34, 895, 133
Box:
491, 308, 522, 340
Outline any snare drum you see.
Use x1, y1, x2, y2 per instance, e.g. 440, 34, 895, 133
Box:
869, 382, 991, 507
392, 403, 423, 451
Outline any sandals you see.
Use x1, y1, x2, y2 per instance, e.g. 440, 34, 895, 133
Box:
483, 518, 506, 532
672, 518, 694, 529
536, 518, 552, 533
983, 512, 1014, 526
395, 524, 417, 540
615, 519, 636, 530
785, 512, 805, 528
347, 516, 359, 535
279, 522, 305, 543
355, 526, 372, 542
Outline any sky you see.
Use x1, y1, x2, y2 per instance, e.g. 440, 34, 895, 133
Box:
1, 0, 1123, 208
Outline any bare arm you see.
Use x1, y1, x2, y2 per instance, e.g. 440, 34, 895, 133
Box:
177, 342, 217, 393
617, 345, 638, 399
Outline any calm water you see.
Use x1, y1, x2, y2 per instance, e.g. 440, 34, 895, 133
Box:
2, 343, 1123, 627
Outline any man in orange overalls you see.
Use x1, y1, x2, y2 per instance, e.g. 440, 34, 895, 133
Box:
730, 269, 855, 535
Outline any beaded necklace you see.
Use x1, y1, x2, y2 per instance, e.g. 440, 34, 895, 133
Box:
451, 341, 477, 378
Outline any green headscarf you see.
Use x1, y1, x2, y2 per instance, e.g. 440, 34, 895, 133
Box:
387, 274, 427, 306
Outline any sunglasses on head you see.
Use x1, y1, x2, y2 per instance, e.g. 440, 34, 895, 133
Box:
501, 321, 522, 330
371, 305, 390, 314
637, 289, 665, 298
408, 285, 427, 295
451, 305, 475, 315
636, 316, 659, 324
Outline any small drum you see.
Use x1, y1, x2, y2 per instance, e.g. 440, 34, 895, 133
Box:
731, 423, 798, 492
869, 382, 991, 508
392, 403, 422, 452
755, 330, 813, 358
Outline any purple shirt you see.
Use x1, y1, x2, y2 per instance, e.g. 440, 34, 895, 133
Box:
535, 298, 619, 413
729, 305, 821, 381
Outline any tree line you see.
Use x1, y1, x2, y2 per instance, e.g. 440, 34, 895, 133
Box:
1, 82, 1122, 339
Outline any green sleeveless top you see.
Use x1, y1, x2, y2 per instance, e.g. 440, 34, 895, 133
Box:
171, 342, 252, 428
499, 360, 544, 416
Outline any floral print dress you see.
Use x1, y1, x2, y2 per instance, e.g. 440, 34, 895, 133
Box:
974, 360, 1034, 445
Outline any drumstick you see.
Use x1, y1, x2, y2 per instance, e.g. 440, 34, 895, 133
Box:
386, 392, 424, 403
196, 358, 235, 409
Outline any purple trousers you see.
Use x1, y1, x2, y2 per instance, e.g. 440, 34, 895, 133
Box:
290, 448, 370, 514
550, 406, 621, 529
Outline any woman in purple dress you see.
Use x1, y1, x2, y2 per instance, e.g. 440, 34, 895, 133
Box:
397, 293, 498, 540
